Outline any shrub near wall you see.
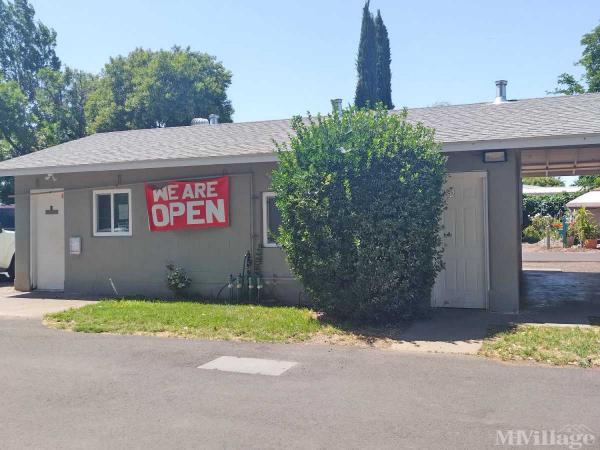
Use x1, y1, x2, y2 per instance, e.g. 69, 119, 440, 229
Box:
272, 106, 447, 323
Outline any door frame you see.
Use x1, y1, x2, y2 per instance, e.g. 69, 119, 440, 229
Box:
29, 188, 65, 290
433, 171, 490, 309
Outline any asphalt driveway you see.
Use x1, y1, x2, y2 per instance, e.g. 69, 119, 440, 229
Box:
1, 318, 599, 449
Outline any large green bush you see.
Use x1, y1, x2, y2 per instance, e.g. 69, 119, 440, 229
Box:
272, 106, 447, 323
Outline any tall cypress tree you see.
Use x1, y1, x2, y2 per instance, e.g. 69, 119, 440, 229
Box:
354, 1, 377, 108
375, 10, 393, 109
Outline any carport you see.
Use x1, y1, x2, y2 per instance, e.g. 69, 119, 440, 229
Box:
520, 138, 600, 317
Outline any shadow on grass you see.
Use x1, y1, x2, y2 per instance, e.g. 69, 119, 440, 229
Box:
482, 323, 519, 339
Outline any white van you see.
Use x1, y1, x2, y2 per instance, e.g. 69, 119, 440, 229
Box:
0, 205, 15, 280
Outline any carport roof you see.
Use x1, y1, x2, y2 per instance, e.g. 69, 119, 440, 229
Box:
1, 93, 600, 176
566, 190, 600, 209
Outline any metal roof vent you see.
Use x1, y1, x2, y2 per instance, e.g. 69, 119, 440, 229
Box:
191, 117, 209, 125
494, 80, 508, 104
209, 114, 219, 125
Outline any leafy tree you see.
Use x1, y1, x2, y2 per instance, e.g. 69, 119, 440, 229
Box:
0, 0, 60, 100
553, 73, 586, 95
272, 106, 446, 323
35, 67, 97, 148
354, 1, 377, 108
0, 77, 36, 157
0, 0, 98, 203
522, 177, 564, 187
552, 24, 600, 94
0, 0, 61, 158
85, 47, 233, 132
575, 175, 600, 189
374, 10, 393, 109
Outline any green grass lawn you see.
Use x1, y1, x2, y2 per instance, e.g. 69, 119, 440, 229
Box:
46, 300, 340, 343
480, 325, 600, 368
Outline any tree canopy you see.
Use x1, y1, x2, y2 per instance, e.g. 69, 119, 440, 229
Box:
355, 2, 393, 109
0, 0, 60, 100
0, 1, 235, 154
354, 1, 378, 108
0, 0, 62, 158
575, 175, 600, 189
85, 47, 233, 132
522, 177, 565, 187
552, 23, 600, 94
272, 106, 446, 323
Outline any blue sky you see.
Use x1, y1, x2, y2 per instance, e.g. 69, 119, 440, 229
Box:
33, 0, 596, 125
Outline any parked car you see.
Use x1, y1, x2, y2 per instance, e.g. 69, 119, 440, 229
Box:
0, 205, 15, 280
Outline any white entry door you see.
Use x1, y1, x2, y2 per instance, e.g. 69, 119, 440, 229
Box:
432, 172, 487, 308
32, 190, 65, 290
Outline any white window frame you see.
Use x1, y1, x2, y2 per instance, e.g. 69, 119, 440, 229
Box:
262, 192, 280, 247
92, 189, 132, 237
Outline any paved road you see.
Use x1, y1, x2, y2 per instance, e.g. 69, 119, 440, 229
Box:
522, 251, 600, 262
1, 319, 599, 450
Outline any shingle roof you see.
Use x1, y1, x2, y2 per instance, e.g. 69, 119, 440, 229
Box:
1, 93, 600, 175
407, 93, 600, 142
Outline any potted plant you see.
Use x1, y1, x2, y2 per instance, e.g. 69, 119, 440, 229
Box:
573, 207, 599, 249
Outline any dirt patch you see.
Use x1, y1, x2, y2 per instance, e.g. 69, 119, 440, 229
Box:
308, 328, 408, 349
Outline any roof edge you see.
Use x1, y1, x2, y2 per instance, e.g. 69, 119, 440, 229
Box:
2, 133, 600, 177
441, 133, 600, 152
0, 153, 280, 177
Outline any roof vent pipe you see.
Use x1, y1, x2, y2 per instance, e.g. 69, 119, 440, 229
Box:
494, 80, 508, 104
331, 98, 343, 115
209, 114, 219, 125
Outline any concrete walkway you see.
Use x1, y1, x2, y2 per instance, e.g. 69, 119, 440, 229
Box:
0, 284, 96, 318
390, 309, 491, 354
391, 268, 600, 354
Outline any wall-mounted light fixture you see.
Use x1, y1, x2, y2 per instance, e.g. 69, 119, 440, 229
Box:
483, 150, 507, 163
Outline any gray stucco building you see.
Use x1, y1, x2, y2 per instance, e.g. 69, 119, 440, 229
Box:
1, 87, 600, 313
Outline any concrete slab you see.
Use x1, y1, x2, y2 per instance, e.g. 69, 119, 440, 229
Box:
393, 309, 491, 354
0, 284, 96, 319
199, 356, 297, 376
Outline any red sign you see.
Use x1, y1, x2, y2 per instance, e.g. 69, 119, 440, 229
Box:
145, 176, 229, 232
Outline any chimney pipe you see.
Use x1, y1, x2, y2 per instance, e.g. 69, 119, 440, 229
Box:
494, 80, 507, 104
331, 98, 343, 115
209, 114, 219, 125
